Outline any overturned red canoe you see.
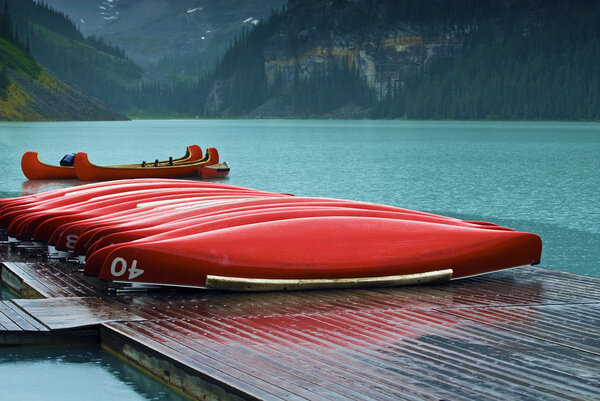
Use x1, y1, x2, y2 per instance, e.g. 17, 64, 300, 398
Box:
97, 216, 542, 290
48, 194, 289, 250
63, 196, 480, 255
75, 147, 218, 181
1, 179, 271, 230
1, 179, 543, 291
77, 196, 507, 257
83, 206, 516, 276
20, 191, 284, 241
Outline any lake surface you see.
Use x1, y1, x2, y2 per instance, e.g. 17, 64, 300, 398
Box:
0, 346, 188, 401
1, 120, 598, 276
1, 119, 599, 399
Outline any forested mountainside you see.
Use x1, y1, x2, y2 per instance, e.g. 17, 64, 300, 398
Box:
4, 0, 142, 111
42, 0, 287, 82
0, 4, 125, 121
201, 0, 600, 119
4, 0, 598, 120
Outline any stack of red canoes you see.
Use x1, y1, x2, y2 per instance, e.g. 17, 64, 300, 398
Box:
0, 179, 542, 291
20, 145, 230, 181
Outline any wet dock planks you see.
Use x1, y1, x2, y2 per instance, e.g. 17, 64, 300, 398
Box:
1, 251, 600, 400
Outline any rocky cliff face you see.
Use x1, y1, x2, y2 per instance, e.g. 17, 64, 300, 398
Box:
203, 0, 477, 115
266, 0, 480, 99
263, 28, 464, 99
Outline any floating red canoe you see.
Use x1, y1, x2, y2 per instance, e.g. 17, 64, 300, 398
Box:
198, 162, 230, 178
21, 145, 204, 181
75, 147, 219, 181
97, 216, 542, 290
20, 152, 78, 180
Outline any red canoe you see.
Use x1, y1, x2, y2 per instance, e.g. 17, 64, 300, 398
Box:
82, 206, 516, 276
0, 178, 207, 212
59, 196, 483, 255
97, 216, 542, 290
48, 193, 290, 250
20, 152, 78, 180
17, 190, 283, 241
21, 145, 204, 181
0, 179, 271, 230
1, 179, 543, 291
76, 197, 509, 257
75, 147, 219, 181
198, 162, 230, 178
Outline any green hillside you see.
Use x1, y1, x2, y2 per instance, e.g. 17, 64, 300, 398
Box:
0, 5, 126, 121
5, 0, 142, 110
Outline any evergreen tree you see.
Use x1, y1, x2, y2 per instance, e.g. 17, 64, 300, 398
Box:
0, 63, 9, 99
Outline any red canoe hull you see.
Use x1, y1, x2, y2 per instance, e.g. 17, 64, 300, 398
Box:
97, 216, 542, 290
1, 180, 543, 291
75, 147, 218, 181
21, 145, 204, 181
21, 152, 77, 180
197, 163, 230, 178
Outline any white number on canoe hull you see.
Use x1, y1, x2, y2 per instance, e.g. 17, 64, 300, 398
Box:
65, 234, 78, 250
110, 257, 144, 280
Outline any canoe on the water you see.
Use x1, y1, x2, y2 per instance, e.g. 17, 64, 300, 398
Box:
197, 162, 230, 178
21, 152, 78, 180
75, 147, 218, 181
20, 145, 204, 181
97, 216, 542, 290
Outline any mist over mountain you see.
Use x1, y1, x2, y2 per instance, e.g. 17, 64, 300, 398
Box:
43, 0, 286, 81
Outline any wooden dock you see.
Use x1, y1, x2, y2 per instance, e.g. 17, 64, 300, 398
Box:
1, 244, 599, 400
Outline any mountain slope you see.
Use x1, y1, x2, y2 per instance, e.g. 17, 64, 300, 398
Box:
203, 0, 600, 120
0, 38, 126, 121
6, 0, 142, 111
43, 0, 287, 81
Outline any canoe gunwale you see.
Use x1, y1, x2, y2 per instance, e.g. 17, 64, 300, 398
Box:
82, 145, 206, 170
203, 269, 454, 291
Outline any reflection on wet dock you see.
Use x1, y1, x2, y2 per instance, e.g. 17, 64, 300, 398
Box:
1, 245, 599, 400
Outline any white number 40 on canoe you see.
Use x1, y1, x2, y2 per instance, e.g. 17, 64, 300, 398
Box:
110, 257, 144, 280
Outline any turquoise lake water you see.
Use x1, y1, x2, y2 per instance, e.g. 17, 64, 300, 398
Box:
1, 119, 599, 398
1, 120, 598, 275
0, 346, 187, 401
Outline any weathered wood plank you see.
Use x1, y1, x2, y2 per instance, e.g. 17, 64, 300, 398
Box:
3, 244, 600, 401
12, 297, 145, 330
0, 300, 48, 331
0, 301, 22, 331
